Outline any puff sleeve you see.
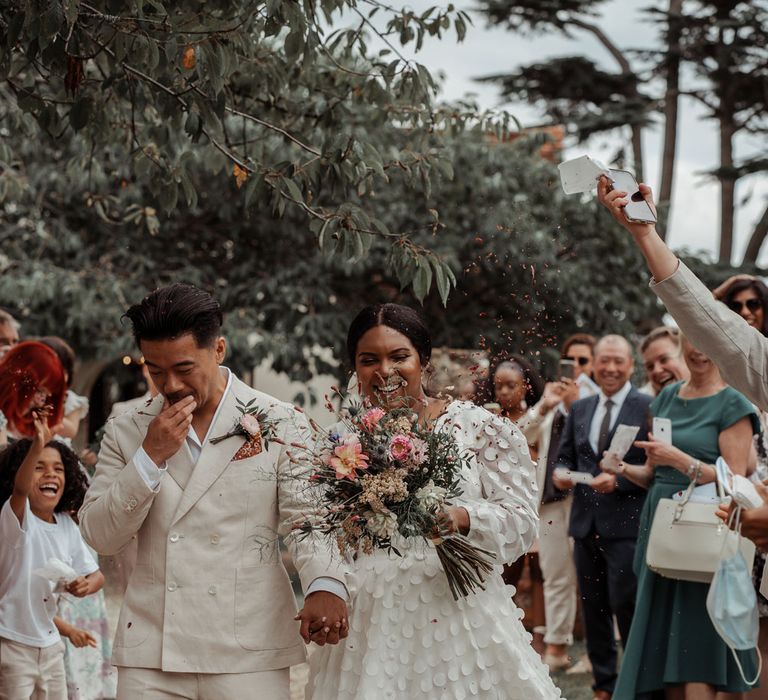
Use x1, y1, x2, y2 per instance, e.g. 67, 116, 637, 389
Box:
454, 409, 539, 564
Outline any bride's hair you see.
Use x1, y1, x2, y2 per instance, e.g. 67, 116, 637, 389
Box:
346, 304, 432, 368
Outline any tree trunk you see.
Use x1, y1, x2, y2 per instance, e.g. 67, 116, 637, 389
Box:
657, 0, 684, 241
631, 125, 644, 183
743, 203, 768, 263
718, 116, 736, 263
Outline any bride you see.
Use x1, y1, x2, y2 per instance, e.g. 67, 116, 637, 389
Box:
305, 303, 561, 699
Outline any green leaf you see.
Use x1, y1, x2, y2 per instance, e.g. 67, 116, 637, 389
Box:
69, 97, 91, 131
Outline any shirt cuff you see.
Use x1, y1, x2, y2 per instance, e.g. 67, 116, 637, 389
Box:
132, 446, 166, 492
305, 576, 349, 602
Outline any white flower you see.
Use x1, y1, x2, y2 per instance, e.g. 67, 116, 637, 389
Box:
365, 510, 398, 538
415, 481, 447, 512
239, 413, 261, 437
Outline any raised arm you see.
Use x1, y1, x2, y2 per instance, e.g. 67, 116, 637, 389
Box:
9, 415, 52, 523
598, 178, 768, 411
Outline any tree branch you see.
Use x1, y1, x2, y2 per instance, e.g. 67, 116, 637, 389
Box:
743, 201, 768, 263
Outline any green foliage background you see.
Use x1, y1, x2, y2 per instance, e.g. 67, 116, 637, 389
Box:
0, 1, 757, 383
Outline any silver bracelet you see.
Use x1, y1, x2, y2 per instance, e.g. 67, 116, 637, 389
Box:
686, 460, 702, 484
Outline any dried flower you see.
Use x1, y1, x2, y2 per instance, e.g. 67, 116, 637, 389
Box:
360, 468, 409, 511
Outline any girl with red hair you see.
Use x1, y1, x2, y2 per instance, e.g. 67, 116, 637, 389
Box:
0, 341, 66, 441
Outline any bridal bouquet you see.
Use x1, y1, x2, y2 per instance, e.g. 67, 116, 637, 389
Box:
293, 402, 496, 600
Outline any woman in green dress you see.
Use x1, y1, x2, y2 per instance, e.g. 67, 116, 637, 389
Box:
606, 335, 759, 699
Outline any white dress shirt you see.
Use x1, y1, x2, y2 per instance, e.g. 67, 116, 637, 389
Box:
588, 381, 632, 455
131, 368, 347, 601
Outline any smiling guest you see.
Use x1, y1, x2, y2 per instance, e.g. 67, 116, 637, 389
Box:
639, 326, 690, 396
0, 417, 104, 700
553, 335, 651, 700
713, 274, 768, 336
605, 335, 759, 699
78, 283, 350, 700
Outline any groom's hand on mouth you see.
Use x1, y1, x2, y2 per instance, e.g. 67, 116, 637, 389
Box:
295, 591, 349, 646
142, 396, 196, 464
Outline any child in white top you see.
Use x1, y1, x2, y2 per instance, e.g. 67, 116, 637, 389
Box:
0, 415, 104, 700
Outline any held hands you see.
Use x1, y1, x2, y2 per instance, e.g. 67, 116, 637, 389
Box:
597, 176, 658, 241
142, 396, 196, 464
294, 591, 349, 646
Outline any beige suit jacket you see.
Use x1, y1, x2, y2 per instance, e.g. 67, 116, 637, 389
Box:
79, 375, 345, 673
652, 262, 768, 411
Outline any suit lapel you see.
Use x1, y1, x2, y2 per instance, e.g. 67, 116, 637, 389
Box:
607, 388, 639, 445
580, 395, 600, 460
165, 442, 196, 491
170, 378, 250, 525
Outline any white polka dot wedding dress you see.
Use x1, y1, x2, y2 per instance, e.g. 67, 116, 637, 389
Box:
306, 401, 562, 699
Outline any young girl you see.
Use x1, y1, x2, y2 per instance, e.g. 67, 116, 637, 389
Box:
0, 415, 104, 700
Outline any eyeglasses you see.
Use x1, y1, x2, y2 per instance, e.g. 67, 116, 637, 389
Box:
564, 356, 590, 366
727, 299, 762, 313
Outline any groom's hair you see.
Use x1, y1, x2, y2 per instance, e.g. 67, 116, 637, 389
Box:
124, 283, 223, 349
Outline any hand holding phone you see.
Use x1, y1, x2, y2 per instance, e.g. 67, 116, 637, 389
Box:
558, 359, 576, 381
607, 169, 657, 225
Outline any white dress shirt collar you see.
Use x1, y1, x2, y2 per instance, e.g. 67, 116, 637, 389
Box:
187, 367, 233, 458
597, 381, 632, 411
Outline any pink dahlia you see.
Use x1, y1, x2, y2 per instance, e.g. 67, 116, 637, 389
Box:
361, 407, 386, 432
389, 434, 413, 462
328, 435, 370, 480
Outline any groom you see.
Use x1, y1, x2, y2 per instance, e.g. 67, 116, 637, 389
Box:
80, 283, 349, 700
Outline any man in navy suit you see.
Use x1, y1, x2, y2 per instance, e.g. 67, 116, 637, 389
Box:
553, 335, 651, 700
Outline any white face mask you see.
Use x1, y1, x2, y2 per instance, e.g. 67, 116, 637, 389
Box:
706, 536, 762, 686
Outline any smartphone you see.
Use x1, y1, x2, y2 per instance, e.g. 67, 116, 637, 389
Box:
608, 169, 657, 224
558, 359, 576, 380
652, 417, 672, 445
484, 402, 502, 415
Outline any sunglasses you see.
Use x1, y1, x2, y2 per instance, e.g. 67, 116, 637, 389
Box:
727, 299, 762, 313
565, 356, 590, 366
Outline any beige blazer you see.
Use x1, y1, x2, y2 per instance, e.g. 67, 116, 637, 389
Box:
79, 375, 345, 673
652, 262, 768, 412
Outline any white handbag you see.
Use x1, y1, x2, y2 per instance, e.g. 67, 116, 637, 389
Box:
646, 476, 755, 583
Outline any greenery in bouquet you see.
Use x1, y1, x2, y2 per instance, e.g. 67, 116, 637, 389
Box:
294, 400, 496, 599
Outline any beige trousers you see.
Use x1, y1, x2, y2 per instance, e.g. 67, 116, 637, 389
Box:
0, 637, 67, 700
116, 666, 290, 700
538, 497, 578, 646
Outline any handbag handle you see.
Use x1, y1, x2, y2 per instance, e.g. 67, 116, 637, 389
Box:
674, 460, 726, 521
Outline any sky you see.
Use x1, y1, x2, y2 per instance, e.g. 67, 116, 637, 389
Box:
360, 0, 768, 265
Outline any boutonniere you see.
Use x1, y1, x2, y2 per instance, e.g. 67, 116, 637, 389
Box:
211, 399, 278, 460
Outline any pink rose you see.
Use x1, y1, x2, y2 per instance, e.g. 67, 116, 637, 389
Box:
389, 435, 413, 462
239, 413, 261, 437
